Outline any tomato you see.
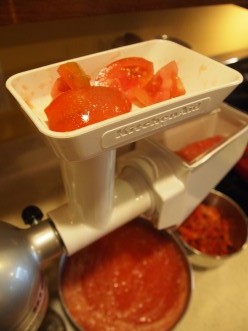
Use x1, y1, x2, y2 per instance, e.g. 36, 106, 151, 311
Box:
234, 146, 248, 182
45, 86, 131, 132
61, 218, 191, 331
176, 135, 225, 162
94, 57, 154, 102
50, 62, 91, 99
57, 61, 91, 90
132, 61, 186, 107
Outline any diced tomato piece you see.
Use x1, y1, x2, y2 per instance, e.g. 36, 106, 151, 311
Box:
133, 61, 186, 107
171, 76, 186, 98
57, 61, 91, 90
45, 86, 131, 132
94, 57, 154, 102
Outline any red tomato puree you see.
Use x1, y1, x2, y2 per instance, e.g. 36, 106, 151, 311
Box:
61, 218, 191, 331
176, 135, 225, 162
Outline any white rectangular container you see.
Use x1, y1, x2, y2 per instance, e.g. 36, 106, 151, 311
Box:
6, 40, 243, 161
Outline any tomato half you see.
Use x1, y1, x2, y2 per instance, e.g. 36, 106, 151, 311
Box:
133, 61, 186, 107
61, 218, 191, 331
45, 86, 131, 132
94, 57, 154, 102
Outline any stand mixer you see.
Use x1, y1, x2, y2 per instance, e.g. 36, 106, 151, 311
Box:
2, 40, 248, 330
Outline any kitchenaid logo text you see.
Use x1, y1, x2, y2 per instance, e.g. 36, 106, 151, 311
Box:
116, 103, 201, 138
102, 98, 210, 148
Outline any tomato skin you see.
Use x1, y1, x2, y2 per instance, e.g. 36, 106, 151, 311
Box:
133, 61, 186, 107
45, 86, 131, 132
94, 57, 154, 102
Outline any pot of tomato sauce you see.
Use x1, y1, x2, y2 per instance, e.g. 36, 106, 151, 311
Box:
58, 218, 193, 331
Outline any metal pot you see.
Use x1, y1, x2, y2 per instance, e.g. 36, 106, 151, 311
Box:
58, 219, 193, 331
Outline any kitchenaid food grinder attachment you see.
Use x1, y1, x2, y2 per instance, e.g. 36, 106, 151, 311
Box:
4, 40, 246, 330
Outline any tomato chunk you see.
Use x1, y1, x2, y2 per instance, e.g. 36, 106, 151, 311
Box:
57, 61, 91, 90
94, 57, 154, 102
45, 86, 131, 132
133, 61, 186, 107
50, 62, 91, 99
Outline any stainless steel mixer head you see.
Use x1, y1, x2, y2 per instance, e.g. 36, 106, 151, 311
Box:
0, 219, 64, 331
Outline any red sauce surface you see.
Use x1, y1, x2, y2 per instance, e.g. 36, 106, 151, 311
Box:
178, 204, 238, 256
61, 219, 191, 331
